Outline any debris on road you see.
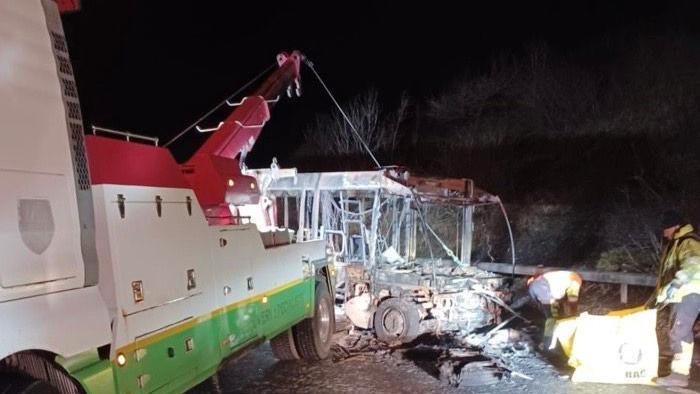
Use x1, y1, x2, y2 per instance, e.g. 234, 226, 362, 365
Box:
332, 330, 390, 362
511, 371, 534, 380
438, 353, 506, 387
329, 319, 554, 389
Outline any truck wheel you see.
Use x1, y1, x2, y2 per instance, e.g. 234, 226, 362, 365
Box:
0, 374, 59, 394
292, 284, 335, 361
374, 297, 420, 344
270, 328, 300, 361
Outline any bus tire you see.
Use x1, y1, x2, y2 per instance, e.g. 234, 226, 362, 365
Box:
374, 297, 420, 344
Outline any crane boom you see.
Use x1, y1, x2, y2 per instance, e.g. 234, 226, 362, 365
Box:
182, 51, 302, 224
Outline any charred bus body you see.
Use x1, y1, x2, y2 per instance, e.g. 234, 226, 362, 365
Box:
249, 166, 514, 344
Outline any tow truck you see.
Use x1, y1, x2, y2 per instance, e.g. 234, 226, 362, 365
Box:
0, 1, 334, 393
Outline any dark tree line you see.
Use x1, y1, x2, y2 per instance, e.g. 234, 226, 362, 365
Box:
299, 33, 700, 270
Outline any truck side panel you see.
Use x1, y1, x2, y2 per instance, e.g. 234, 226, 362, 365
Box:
92, 183, 320, 392
254, 239, 325, 337
0, 0, 111, 366
92, 184, 220, 392
0, 0, 87, 299
0, 286, 111, 361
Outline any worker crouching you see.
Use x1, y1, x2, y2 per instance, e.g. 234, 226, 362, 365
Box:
654, 210, 700, 388
528, 270, 583, 350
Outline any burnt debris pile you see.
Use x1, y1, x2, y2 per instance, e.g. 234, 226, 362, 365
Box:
331, 324, 558, 388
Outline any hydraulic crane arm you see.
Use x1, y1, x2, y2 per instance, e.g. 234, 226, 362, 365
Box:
194, 51, 302, 160
182, 51, 303, 225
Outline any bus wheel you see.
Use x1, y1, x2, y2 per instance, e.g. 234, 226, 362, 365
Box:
374, 297, 420, 344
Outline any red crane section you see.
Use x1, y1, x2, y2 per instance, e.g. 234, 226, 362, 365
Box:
182, 51, 303, 225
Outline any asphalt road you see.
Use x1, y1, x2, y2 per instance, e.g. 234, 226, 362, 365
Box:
189, 286, 698, 394
188, 334, 695, 394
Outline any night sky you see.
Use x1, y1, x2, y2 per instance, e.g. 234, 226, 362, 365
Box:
61, 0, 696, 166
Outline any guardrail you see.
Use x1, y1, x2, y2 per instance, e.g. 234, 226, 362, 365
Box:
476, 262, 657, 304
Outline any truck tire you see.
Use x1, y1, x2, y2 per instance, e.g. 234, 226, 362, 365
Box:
374, 297, 420, 344
0, 374, 59, 394
292, 284, 335, 361
270, 328, 300, 361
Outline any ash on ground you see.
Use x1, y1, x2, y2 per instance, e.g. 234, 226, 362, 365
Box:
190, 309, 671, 394
331, 317, 561, 391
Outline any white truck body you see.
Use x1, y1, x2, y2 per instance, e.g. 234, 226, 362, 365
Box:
0, 0, 111, 359
0, 2, 330, 393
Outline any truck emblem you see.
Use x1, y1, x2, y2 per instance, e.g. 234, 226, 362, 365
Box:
17, 199, 55, 255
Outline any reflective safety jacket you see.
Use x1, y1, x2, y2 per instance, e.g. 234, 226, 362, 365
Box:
656, 225, 700, 304
528, 270, 583, 304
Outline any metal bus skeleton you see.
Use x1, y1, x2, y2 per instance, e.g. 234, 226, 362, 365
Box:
0, 1, 333, 393
246, 166, 514, 344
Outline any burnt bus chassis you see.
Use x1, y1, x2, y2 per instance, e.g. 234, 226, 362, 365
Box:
249, 166, 513, 343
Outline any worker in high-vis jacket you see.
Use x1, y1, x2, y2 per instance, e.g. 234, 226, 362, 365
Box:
654, 210, 700, 388
528, 269, 583, 350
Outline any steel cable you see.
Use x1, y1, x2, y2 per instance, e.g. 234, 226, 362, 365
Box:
303, 58, 382, 168
163, 63, 277, 148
